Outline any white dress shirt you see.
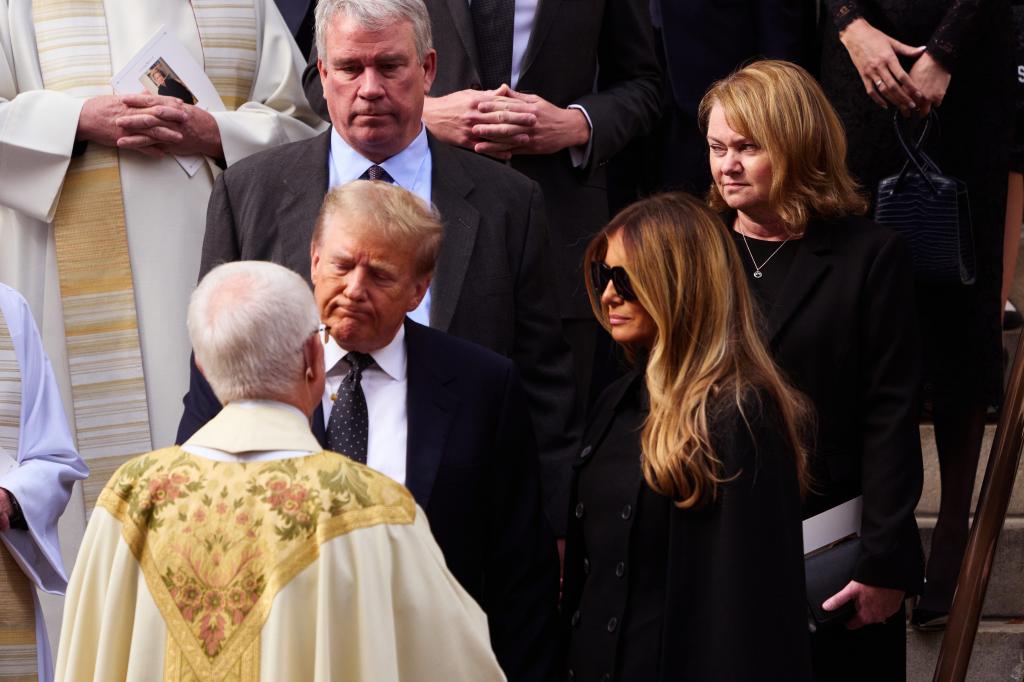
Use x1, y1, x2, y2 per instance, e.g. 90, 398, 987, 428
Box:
320, 325, 408, 485
327, 126, 433, 325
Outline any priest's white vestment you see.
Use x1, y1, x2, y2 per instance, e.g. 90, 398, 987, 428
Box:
0, 0, 326, 460
56, 401, 506, 682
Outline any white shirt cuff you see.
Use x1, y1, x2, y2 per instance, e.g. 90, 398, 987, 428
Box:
567, 104, 594, 169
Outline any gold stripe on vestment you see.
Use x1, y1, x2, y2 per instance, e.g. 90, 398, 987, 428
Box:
0, 544, 36, 681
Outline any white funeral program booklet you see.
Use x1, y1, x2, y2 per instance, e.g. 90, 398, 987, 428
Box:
111, 26, 226, 176
803, 495, 863, 555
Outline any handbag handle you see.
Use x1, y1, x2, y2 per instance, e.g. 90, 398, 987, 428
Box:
892, 111, 941, 194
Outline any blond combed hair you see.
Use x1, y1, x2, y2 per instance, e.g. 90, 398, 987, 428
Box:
585, 193, 810, 508
699, 59, 869, 237
312, 180, 443, 277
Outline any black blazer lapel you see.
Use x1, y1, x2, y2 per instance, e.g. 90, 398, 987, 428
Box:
575, 368, 643, 472
518, 0, 560, 88
442, 0, 481, 78
281, 130, 333, 282
766, 220, 832, 344
428, 136, 480, 332
403, 320, 459, 508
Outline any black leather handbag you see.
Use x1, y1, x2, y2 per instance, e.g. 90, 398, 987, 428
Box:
805, 537, 859, 631
874, 112, 976, 285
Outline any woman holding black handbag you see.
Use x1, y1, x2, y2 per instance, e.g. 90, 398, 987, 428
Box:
819, 0, 1014, 635
700, 60, 925, 680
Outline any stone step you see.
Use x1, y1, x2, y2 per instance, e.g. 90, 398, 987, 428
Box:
907, 618, 1024, 682
917, 516, 1024, 618
916, 424, 1024, 517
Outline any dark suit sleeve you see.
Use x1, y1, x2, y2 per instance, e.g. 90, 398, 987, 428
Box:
302, 43, 330, 122
570, 0, 662, 170
753, 0, 805, 64
175, 354, 224, 444
853, 234, 925, 591
514, 181, 581, 536
200, 172, 243, 279
483, 363, 561, 682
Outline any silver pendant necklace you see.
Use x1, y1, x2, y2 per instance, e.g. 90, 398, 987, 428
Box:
741, 233, 790, 279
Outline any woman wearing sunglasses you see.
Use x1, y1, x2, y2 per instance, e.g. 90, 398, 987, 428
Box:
560, 192, 812, 681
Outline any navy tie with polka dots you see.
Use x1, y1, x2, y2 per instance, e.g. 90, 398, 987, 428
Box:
326, 352, 375, 464
360, 165, 394, 183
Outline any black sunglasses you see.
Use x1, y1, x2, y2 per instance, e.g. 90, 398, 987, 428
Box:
591, 262, 637, 301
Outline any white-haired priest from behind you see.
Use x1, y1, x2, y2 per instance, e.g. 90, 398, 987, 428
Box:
0, 283, 87, 682
55, 261, 505, 682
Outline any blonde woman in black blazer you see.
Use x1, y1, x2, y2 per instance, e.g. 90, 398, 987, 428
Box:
701, 60, 924, 681
562, 193, 812, 681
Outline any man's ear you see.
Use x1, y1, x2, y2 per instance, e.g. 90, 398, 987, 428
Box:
407, 274, 432, 312
303, 332, 325, 381
421, 49, 437, 94
310, 244, 321, 285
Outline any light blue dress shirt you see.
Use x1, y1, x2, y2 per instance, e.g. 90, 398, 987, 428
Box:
327, 125, 433, 325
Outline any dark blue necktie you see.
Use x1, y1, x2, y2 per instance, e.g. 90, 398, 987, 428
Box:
360, 165, 394, 183
471, 0, 514, 90
326, 352, 375, 464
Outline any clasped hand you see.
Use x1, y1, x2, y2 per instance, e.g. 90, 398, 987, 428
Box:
76, 93, 222, 159
423, 84, 589, 160
839, 18, 951, 118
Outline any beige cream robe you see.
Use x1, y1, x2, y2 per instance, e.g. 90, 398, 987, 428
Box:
55, 402, 506, 682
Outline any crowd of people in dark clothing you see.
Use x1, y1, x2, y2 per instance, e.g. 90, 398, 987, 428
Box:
0, 0, 1019, 680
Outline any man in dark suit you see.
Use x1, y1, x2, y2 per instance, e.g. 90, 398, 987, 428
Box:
197, 0, 578, 533
179, 181, 559, 682
304, 0, 662, 409
650, 0, 807, 195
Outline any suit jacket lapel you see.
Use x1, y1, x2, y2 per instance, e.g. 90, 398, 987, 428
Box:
766, 219, 832, 343
443, 0, 481, 78
574, 368, 643, 472
311, 404, 326, 447
281, 129, 332, 283
428, 135, 480, 332
403, 320, 458, 508
518, 0, 560, 88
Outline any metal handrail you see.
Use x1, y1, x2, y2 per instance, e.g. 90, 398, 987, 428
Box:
933, 331, 1024, 681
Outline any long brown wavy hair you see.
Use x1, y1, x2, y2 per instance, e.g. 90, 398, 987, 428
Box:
699, 59, 869, 237
584, 193, 810, 508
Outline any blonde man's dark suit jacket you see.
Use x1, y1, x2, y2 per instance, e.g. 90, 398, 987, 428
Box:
198, 128, 579, 535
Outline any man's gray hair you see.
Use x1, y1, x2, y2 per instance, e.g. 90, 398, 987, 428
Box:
188, 261, 319, 405
314, 0, 433, 61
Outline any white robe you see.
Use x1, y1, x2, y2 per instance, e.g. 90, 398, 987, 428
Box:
56, 401, 506, 682
0, 284, 89, 682
0, 0, 326, 449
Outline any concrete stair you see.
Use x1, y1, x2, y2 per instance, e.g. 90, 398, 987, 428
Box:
909, 424, 1024, 680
